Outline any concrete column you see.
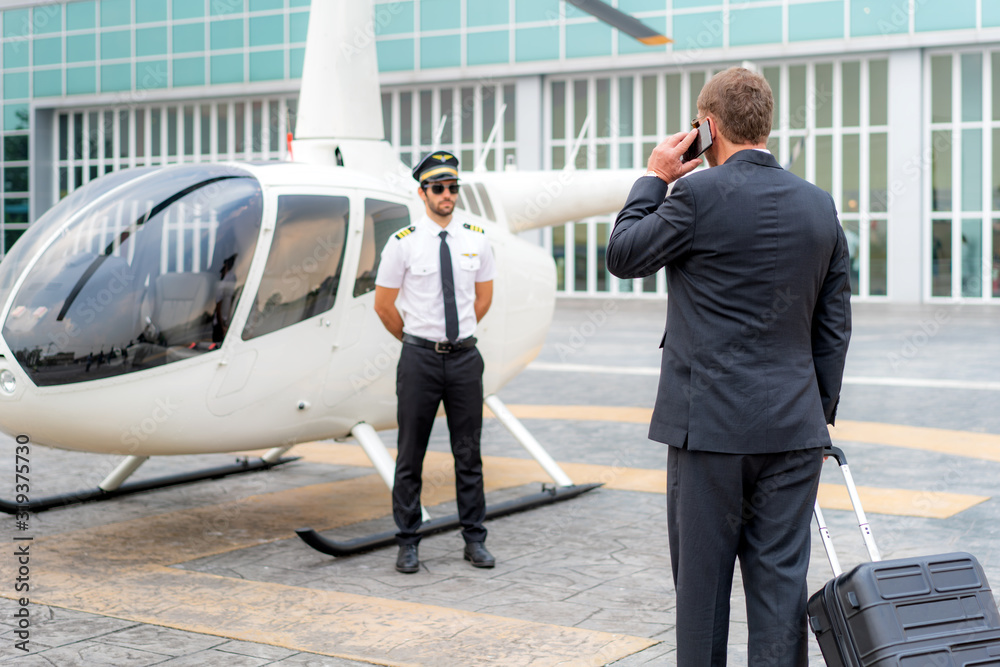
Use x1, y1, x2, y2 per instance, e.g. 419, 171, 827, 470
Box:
886, 49, 924, 303
515, 76, 544, 246
30, 107, 56, 223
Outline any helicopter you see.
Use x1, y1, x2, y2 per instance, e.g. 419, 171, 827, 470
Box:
0, 0, 669, 551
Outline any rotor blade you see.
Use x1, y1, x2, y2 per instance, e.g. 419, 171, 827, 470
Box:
565, 0, 671, 45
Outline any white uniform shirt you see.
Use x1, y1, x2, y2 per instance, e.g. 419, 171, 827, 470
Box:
375, 214, 496, 342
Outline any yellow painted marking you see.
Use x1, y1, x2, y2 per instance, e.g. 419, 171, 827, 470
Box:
9, 475, 653, 666
817, 484, 986, 519
832, 420, 1000, 463
486, 404, 654, 424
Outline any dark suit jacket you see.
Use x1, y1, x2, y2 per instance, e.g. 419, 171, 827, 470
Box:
607, 150, 851, 454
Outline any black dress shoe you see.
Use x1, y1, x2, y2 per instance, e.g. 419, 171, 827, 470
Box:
395, 544, 419, 573
463, 542, 495, 568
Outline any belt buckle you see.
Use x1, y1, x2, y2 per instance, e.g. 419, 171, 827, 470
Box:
434, 341, 451, 354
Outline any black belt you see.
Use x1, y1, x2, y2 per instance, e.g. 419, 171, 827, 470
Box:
402, 333, 477, 354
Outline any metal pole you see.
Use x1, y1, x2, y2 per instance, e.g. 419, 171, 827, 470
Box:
99, 455, 149, 492
484, 394, 573, 487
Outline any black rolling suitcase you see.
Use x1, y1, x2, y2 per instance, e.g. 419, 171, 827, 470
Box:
807, 446, 1000, 667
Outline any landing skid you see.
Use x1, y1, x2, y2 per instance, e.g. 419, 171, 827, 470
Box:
297, 394, 601, 558
0, 454, 299, 514
296, 482, 602, 557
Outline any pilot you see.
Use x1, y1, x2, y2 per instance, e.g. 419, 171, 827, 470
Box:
373, 151, 496, 574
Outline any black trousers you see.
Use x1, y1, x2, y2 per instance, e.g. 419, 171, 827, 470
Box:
667, 445, 823, 667
393, 342, 487, 546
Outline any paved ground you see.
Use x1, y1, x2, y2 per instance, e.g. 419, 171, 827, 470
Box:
0, 298, 998, 665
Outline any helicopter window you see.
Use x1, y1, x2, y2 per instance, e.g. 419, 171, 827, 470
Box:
241, 195, 349, 340
2, 165, 263, 387
453, 190, 466, 211
354, 199, 410, 298
474, 183, 495, 221
464, 185, 482, 217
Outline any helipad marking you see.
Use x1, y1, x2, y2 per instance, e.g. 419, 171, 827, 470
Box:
12, 475, 654, 666
287, 443, 986, 519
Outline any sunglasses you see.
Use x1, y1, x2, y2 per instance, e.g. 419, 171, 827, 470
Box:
425, 183, 460, 195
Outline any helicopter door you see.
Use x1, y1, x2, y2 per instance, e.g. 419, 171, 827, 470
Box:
322, 197, 411, 408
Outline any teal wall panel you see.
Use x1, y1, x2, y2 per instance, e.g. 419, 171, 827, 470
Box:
173, 56, 205, 86
375, 2, 414, 35
211, 19, 244, 50
211, 0, 244, 16
33, 5, 62, 34
620, 0, 667, 11
173, 23, 205, 53
516, 0, 559, 23
467, 29, 508, 65
136, 27, 168, 57
4, 104, 28, 130
101, 0, 131, 27
67, 34, 97, 62
136, 0, 167, 24
986, 1, 1000, 27
420, 34, 460, 68
3, 42, 29, 69
66, 65, 96, 94
3, 73, 28, 99
173, 0, 204, 20
377, 38, 414, 71
33, 69, 61, 97
290, 46, 304, 77
3, 9, 29, 39
851, 1, 907, 36
566, 22, 612, 58
210, 53, 243, 84
468, 1, 508, 27
100, 63, 130, 91
250, 15, 284, 46
914, 0, 976, 32
33, 37, 62, 66
289, 12, 308, 42
249, 49, 284, 80
730, 6, 783, 46
67, 2, 97, 31
789, 1, 843, 41
101, 30, 131, 59
421, 0, 460, 31
250, 0, 284, 10
515, 25, 559, 60
674, 0, 721, 8
618, 16, 666, 54
673, 11, 724, 50
136, 59, 168, 89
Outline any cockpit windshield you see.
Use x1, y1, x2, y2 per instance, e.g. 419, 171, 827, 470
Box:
3, 165, 263, 387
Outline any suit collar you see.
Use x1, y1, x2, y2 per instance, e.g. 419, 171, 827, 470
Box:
725, 149, 782, 169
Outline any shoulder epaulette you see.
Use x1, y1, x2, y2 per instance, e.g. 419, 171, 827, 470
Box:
394, 226, 416, 240
463, 223, 485, 234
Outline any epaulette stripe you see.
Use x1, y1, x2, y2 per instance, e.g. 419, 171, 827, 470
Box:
463, 223, 485, 234
394, 226, 416, 239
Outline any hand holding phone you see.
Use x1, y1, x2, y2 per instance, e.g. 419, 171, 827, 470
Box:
681, 118, 713, 163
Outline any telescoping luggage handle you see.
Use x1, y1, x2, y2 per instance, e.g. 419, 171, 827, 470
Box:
814, 445, 882, 577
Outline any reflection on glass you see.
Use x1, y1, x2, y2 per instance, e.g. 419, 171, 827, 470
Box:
552, 225, 566, 292
993, 219, 1000, 297
552, 81, 566, 140
475, 183, 495, 221
931, 55, 952, 123
575, 221, 587, 292
993, 129, 1000, 210
815, 135, 833, 194
354, 199, 409, 298
381, 92, 392, 144
870, 59, 888, 126
842, 62, 860, 127
666, 74, 681, 134
842, 134, 859, 212
420, 89, 433, 146
962, 53, 982, 123
551, 146, 565, 170
962, 129, 982, 212
619, 76, 633, 137
842, 220, 860, 295
961, 218, 982, 297
597, 79, 611, 138
461, 87, 475, 144
3, 166, 262, 386
790, 137, 806, 180
504, 84, 516, 141
789, 65, 806, 130
642, 75, 657, 136
932, 219, 952, 297
931, 130, 952, 211
400, 91, 412, 146
441, 89, 454, 144
243, 195, 348, 340
869, 219, 887, 296
870, 133, 887, 212
815, 63, 833, 128
619, 142, 634, 169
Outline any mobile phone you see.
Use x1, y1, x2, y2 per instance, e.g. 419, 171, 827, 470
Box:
681, 119, 713, 163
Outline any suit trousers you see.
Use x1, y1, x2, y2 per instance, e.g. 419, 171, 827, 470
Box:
393, 342, 487, 546
667, 445, 823, 667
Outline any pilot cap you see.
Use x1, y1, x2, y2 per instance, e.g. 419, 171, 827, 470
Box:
412, 151, 460, 184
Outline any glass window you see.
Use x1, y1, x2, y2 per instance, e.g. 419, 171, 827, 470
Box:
665, 74, 681, 134
552, 81, 566, 141
597, 78, 610, 138
101, 30, 130, 59
815, 135, 833, 194
5, 134, 28, 162
67, 34, 97, 62
243, 195, 349, 340
597, 221, 609, 292
641, 75, 656, 136
136, 27, 168, 57
842, 134, 859, 212
842, 219, 860, 296
961, 53, 982, 123
932, 219, 952, 296
67, 1, 96, 30
931, 55, 952, 123
4, 167, 27, 192
790, 137, 806, 180
355, 199, 409, 297
100, 0, 130, 27
33, 37, 61, 66
173, 23, 205, 54
210, 0, 245, 16
869, 133, 888, 213
841, 61, 860, 127
4, 200, 27, 223
689, 71, 705, 121
211, 19, 243, 50
618, 76, 633, 138
932, 130, 952, 211
789, 65, 806, 130
574, 222, 587, 292
249, 50, 282, 82
173, 0, 203, 20
504, 84, 516, 141
993, 129, 1000, 210
573, 80, 588, 138
552, 224, 565, 291
136, 0, 167, 24
763, 66, 780, 131
993, 220, 1000, 297
962, 129, 982, 212
420, 89, 433, 145
2, 168, 262, 386
174, 56, 205, 87
4, 42, 29, 70
869, 219, 888, 296
210, 54, 243, 85
993, 53, 1000, 122
289, 12, 309, 42
474, 183, 495, 221
100, 63, 131, 92
815, 63, 833, 128
381, 92, 392, 143
400, 91, 413, 146
249, 14, 283, 47
869, 59, 888, 126
961, 218, 982, 297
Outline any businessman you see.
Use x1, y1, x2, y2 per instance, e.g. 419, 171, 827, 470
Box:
606, 67, 852, 666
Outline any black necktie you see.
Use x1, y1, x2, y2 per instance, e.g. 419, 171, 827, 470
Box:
439, 231, 459, 343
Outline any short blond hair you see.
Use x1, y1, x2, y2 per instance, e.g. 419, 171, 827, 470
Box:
696, 67, 773, 145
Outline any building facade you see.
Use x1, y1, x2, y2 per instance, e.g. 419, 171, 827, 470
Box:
1, 0, 999, 303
